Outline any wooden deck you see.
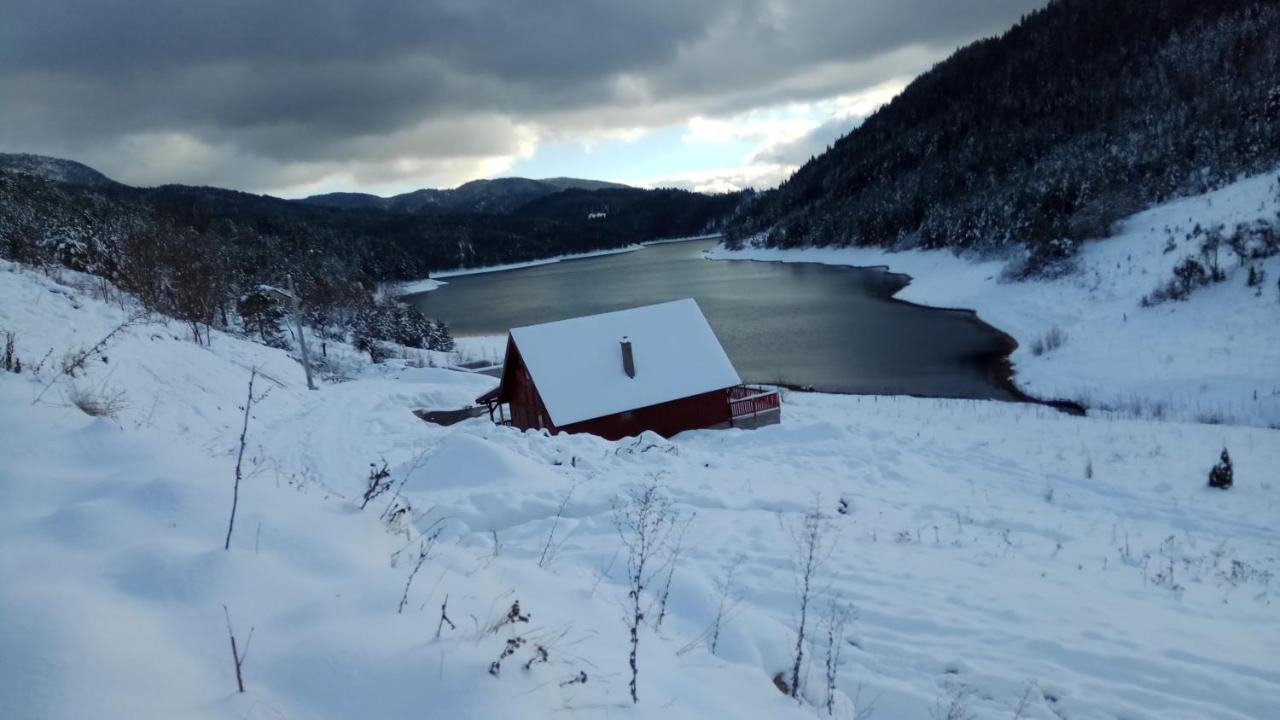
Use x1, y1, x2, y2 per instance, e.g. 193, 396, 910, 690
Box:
727, 385, 781, 428
481, 383, 782, 433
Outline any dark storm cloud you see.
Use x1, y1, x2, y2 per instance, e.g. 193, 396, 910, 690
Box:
0, 0, 1045, 192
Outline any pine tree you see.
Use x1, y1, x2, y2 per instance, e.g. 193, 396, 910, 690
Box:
428, 320, 455, 352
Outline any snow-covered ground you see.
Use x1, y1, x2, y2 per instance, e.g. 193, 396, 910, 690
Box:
711, 172, 1280, 428
385, 276, 446, 295
2, 256, 1277, 719
640, 232, 724, 246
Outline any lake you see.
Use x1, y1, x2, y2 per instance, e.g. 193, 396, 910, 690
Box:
406, 239, 1020, 400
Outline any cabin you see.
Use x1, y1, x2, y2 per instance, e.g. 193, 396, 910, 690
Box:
476, 299, 780, 440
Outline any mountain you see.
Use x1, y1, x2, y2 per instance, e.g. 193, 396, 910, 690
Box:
728, 0, 1280, 275
0, 162, 626, 284
0, 152, 121, 189
301, 176, 632, 215
537, 177, 630, 192
0, 153, 744, 339
513, 187, 747, 240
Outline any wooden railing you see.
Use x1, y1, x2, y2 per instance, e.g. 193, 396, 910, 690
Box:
728, 384, 780, 421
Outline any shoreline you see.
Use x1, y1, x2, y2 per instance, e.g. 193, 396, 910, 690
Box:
705, 173, 1280, 429
393, 244, 644, 296
640, 232, 723, 246
393, 234, 723, 297
718, 256, 1086, 415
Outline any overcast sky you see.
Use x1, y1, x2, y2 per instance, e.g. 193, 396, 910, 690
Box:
0, 0, 1046, 197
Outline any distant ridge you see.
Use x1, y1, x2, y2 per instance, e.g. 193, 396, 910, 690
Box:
301, 176, 631, 215
0, 152, 121, 189
0, 151, 742, 294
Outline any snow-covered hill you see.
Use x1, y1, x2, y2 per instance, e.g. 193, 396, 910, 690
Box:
713, 172, 1280, 428
0, 152, 121, 188
1, 255, 1277, 719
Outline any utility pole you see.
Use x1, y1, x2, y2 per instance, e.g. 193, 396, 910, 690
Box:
287, 274, 316, 390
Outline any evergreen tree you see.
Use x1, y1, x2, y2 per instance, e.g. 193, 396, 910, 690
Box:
428, 320, 455, 352
237, 290, 287, 347
1208, 448, 1233, 489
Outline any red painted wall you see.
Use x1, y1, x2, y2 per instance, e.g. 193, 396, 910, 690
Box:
500, 338, 555, 432
561, 388, 732, 441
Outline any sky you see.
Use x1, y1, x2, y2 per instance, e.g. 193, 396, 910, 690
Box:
0, 1, 1046, 197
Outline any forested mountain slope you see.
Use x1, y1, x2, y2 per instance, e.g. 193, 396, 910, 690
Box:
513, 187, 746, 240
728, 0, 1280, 274
0, 154, 742, 348
300, 176, 631, 215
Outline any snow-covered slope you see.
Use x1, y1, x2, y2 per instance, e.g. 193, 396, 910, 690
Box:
2, 258, 1277, 719
0, 152, 121, 188
712, 172, 1280, 427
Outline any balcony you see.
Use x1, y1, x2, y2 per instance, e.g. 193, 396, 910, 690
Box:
727, 385, 781, 428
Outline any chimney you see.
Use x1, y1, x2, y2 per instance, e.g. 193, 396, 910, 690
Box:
620, 336, 636, 378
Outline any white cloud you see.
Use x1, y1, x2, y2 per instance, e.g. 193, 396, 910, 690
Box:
635, 162, 794, 194
1, 0, 1045, 193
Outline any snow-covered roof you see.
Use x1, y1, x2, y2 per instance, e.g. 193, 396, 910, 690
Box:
509, 299, 741, 426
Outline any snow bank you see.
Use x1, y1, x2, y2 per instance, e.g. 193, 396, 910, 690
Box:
386, 276, 446, 295
452, 334, 507, 365
4, 257, 1279, 719
641, 232, 724, 246
710, 172, 1280, 427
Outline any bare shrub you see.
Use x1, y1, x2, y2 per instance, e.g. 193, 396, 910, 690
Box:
822, 599, 854, 716
33, 313, 145, 406
59, 313, 145, 378
538, 482, 577, 568
378, 447, 431, 534
1010, 681, 1037, 720
224, 370, 259, 550
395, 521, 444, 613
488, 636, 526, 676
434, 594, 456, 639
1029, 325, 1067, 356
359, 460, 392, 510
68, 383, 128, 418
655, 513, 694, 629
709, 555, 743, 655
222, 605, 254, 694
2, 330, 20, 373
786, 498, 836, 703
931, 681, 975, 720
613, 479, 680, 704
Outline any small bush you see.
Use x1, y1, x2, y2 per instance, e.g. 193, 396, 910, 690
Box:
1030, 326, 1067, 356
353, 334, 389, 364
2, 330, 19, 373
359, 461, 392, 510
69, 384, 128, 418
1208, 448, 1233, 489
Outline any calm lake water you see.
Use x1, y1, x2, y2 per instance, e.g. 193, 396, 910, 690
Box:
407, 239, 1019, 400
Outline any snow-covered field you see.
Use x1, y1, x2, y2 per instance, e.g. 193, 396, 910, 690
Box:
2, 254, 1277, 720
711, 173, 1280, 428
